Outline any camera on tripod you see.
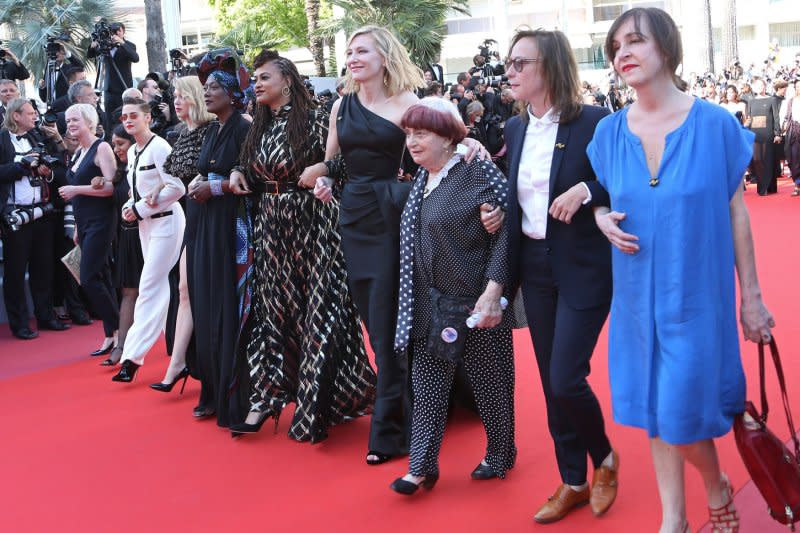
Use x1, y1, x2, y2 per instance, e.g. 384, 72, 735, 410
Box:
474, 38, 506, 87
92, 20, 121, 55
44, 34, 70, 61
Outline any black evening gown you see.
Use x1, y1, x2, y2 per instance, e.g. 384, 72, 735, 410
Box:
336, 94, 414, 456
192, 113, 250, 428
241, 105, 376, 443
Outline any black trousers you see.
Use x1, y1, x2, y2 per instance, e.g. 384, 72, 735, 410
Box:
753, 141, 779, 195
78, 222, 118, 336
520, 238, 612, 486
2, 215, 56, 332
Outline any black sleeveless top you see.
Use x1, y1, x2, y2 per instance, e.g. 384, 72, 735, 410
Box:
68, 139, 115, 222
337, 94, 413, 183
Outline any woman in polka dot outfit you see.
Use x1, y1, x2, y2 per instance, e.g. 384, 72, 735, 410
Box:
390, 97, 516, 495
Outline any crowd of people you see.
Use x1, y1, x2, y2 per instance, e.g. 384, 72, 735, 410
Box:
0, 7, 786, 532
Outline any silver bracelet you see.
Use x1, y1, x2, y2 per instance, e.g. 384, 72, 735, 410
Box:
209, 179, 224, 196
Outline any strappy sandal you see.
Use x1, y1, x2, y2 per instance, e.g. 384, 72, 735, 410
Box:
366, 451, 394, 465
708, 474, 739, 533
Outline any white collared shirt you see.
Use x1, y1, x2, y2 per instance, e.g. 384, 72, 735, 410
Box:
9, 134, 41, 206
518, 107, 559, 239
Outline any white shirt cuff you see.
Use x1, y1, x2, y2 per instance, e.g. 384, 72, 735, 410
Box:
580, 181, 592, 205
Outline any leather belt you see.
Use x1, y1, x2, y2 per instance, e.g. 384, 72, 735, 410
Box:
150, 210, 173, 219
260, 181, 304, 195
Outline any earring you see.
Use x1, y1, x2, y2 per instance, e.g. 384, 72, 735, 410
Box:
383, 73, 389, 87
282, 86, 290, 97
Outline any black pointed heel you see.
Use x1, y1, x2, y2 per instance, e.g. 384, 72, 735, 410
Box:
111, 360, 140, 383
149, 367, 190, 394
390, 473, 439, 495
229, 411, 273, 435
90, 343, 114, 356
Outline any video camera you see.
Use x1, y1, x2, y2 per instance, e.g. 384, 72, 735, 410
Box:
92, 20, 121, 55
168, 48, 196, 78
0, 40, 6, 59
45, 34, 70, 61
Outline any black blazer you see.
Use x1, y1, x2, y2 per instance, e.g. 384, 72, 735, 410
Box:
88, 41, 139, 93
505, 104, 612, 310
0, 129, 64, 217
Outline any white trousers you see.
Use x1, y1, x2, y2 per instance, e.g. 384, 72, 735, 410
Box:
121, 204, 185, 365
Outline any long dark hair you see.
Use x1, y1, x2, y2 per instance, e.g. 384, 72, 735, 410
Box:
111, 124, 134, 184
239, 49, 316, 173
508, 29, 582, 124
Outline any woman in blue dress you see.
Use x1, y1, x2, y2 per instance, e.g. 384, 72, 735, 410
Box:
587, 8, 774, 533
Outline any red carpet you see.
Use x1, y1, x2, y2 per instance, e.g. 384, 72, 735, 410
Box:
0, 177, 798, 532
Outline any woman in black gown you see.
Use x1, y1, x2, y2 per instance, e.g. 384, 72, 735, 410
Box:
97, 125, 144, 366
58, 104, 119, 354
302, 26, 491, 464
228, 50, 375, 441
188, 50, 251, 425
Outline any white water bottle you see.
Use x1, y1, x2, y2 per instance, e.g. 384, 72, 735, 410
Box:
466, 297, 509, 328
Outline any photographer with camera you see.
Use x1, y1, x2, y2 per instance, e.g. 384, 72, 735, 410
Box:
87, 21, 139, 119
137, 74, 175, 137
38, 41, 83, 105
0, 98, 70, 339
0, 42, 31, 82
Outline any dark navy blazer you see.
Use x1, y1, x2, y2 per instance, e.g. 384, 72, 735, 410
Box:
505, 104, 612, 310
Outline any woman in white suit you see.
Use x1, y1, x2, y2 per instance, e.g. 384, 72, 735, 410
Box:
112, 97, 186, 383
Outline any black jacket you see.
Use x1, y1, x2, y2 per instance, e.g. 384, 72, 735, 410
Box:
0, 129, 65, 217
87, 40, 139, 93
0, 60, 30, 81
505, 104, 612, 309
38, 57, 83, 103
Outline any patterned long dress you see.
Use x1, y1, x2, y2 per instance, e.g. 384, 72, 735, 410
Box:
242, 104, 376, 443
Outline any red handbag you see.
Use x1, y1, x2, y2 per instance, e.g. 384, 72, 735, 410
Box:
733, 338, 800, 530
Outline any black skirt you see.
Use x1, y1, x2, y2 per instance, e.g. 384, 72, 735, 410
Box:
115, 223, 144, 289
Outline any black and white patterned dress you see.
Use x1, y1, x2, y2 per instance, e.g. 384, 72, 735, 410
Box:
395, 155, 517, 478
241, 104, 376, 443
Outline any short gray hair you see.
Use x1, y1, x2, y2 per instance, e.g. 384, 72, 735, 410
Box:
68, 80, 94, 103
65, 103, 99, 134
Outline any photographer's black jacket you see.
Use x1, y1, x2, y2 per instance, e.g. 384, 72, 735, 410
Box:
38, 57, 83, 103
0, 60, 30, 81
87, 40, 139, 93
0, 129, 64, 217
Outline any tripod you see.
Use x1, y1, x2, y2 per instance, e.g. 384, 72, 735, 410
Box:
41, 58, 61, 108
94, 52, 127, 109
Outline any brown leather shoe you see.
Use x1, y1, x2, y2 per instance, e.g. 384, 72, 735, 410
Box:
533, 484, 590, 524
591, 450, 619, 516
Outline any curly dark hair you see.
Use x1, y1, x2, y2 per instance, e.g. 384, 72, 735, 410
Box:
239, 49, 317, 174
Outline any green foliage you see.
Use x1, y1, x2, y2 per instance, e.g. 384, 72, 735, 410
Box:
212, 0, 311, 50
317, 0, 469, 68
210, 21, 287, 67
0, 0, 119, 82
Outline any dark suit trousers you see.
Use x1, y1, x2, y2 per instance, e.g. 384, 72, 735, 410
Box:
2, 216, 56, 332
520, 237, 611, 485
78, 222, 119, 336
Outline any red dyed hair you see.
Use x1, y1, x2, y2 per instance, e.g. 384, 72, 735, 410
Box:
401, 97, 467, 143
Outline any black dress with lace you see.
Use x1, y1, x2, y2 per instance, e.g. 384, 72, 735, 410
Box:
241, 104, 376, 443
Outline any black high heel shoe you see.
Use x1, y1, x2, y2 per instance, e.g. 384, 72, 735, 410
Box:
90, 342, 114, 357
229, 411, 278, 435
470, 461, 498, 480
390, 473, 439, 495
111, 360, 140, 383
149, 367, 190, 394
100, 347, 123, 367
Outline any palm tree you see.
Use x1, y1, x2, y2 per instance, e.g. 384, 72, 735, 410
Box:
212, 21, 286, 66
305, 0, 326, 76
144, 0, 167, 74
0, 0, 118, 84
702, 0, 714, 74
316, 0, 470, 70
720, 0, 739, 72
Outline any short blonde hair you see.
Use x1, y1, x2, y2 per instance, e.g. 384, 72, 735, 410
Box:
344, 26, 425, 96
172, 76, 215, 127
2, 98, 33, 133
65, 103, 99, 134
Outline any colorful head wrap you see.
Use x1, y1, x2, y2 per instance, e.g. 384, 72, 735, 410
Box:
197, 48, 250, 110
